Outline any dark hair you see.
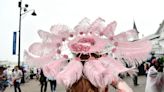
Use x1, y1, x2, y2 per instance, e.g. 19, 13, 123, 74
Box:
90, 53, 101, 58
67, 77, 99, 92
80, 54, 90, 60
76, 53, 101, 60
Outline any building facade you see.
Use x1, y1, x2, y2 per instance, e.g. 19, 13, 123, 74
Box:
146, 20, 164, 57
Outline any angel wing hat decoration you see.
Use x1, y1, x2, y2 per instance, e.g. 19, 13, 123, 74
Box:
24, 17, 152, 92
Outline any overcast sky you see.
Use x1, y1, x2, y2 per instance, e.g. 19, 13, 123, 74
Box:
0, 0, 164, 62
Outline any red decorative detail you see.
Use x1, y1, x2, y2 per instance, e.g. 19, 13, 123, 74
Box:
114, 42, 118, 46
78, 38, 95, 44
63, 54, 68, 59
56, 43, 61, 47
112, 48, 116, 52
70, 34, 74, 37
79, 32, 84, 35
71, 43, 90, 52
99, 32, 104, 36
109, 37, 113, 40
57, 49, 61, 54
62, 38, 66, 41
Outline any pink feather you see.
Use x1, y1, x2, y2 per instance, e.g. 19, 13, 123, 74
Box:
56, 59, 83, 87
83, 60, 106, 87
24, 50, 56, 68
28, 42, 57, 56
117, 81, 133, 92
38, 30, 63, 44
88, 17, 105, 35
102, 21, 117, 38
113, 39, 152, 66
50, 25, 70, 42
42, 58, 68, 78
99, 56, 127, 73
113, 29, 138, 41
50, 25, 69, 35
115, 39, 149, 47
74, 17, 90, 35
37, 30, 51, 41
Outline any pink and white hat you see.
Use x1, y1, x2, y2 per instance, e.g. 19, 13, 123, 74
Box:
68, 35, 109, 54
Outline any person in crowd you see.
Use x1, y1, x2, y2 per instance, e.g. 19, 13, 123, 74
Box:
2, 66, 13, 87
124, 61, 139, 86
39, 69, 47, 92
151, 57, 163, 72
20, 66, 25, 83
36, 68, 41, 80
0, 66, 8, 92
12, 66, 22, 92
144, 62, 150, 76
150, 57, 157, 66
133, 75, 139, 86
48, 77, 56, 92
157, 57, 164, 72
30, 68, 34, 79
33, 67, 38, 78
145, 66, 164, 92
132, 69, 139, 86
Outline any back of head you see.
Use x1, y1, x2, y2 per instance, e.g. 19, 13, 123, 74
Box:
67, 77, 98, 92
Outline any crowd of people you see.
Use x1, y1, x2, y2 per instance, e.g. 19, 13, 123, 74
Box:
0, 65, 57, 92
0, 65, 25, 92
144, 54, 164, 75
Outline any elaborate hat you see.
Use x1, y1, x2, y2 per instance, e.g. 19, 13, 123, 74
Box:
24, 18, 152, 88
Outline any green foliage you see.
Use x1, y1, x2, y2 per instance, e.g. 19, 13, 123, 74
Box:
158, 56, 164, 63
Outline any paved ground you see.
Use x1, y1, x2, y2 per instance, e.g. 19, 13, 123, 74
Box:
4, 76, 146, 92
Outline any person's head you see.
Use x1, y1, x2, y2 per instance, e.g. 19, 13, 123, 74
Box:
67, 77, 99, 92
14, 66, 19, 71
151, 58, 157, 64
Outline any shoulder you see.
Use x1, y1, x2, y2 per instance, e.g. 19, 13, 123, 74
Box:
18, 70, 22, 73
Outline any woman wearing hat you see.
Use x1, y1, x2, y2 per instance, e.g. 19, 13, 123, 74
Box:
25, 18, 152, 92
